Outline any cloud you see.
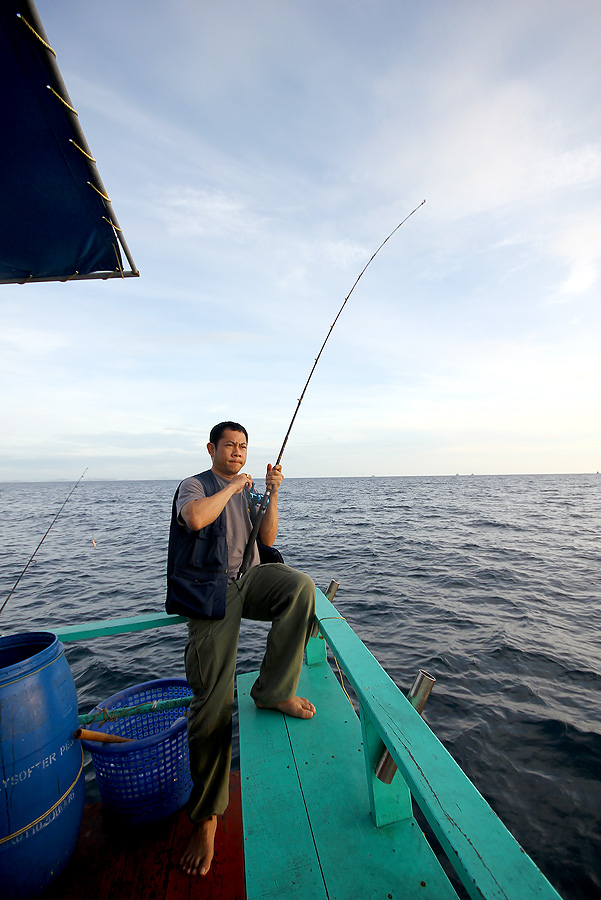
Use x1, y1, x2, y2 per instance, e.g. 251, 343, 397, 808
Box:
551, 211, 601, 298
2, 0, 599, 480
154, 186, 268, 241
1, 326, 68, 357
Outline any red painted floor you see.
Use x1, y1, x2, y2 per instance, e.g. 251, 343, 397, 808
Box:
41, 771, 246, 900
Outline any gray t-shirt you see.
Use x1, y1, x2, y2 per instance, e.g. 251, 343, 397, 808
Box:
176, 473, 260, 581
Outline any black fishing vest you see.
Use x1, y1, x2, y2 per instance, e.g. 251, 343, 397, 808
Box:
165, 469, 229, 619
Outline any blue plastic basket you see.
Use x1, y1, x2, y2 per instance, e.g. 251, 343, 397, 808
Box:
82, 678, 193, 824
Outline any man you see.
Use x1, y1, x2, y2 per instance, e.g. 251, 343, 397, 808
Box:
166, 421, 316, 877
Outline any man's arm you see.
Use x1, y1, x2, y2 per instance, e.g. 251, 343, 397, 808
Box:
181, 472, 252, 531
258, 464, 283, 547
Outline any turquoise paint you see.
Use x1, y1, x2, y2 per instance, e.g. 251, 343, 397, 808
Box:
238, 662, 459, 900
45, 587, 563, 898
237, 673, 325, 899
77, 694, 191, 726
359, 706, 413, 828
312, 589, 563, 900
53, 612, 186, 642
305, 633, 327, 666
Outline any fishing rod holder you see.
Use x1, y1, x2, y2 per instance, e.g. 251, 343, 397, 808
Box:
375, 669, 436, 784
311, 581, 340, 638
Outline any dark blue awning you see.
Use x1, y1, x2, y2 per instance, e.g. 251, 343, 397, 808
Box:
0, 0, 138, 284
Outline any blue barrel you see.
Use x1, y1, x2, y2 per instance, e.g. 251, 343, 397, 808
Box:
0, 632, 84, 899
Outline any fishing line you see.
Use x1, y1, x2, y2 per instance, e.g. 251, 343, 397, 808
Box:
0, 468, 88, 616
239, 199, 426, 575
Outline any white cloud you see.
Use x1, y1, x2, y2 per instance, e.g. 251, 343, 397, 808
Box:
154, 187, 267, 241
1, 0, 600, 480
551, 212, 601, 298
1, 326, 68, 356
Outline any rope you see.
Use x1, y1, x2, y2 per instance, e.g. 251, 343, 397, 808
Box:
102, 216, 123, 232
46, 85, 78, 115
16, 13, 56, 58
313, 615, 355, 708
0, 745, 84, 846
69, 138, 96, 162
87, 182, 110, 202
332, 654, 354, 708
112, 242, 124, 277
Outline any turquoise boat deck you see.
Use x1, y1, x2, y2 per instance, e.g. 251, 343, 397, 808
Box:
238, 664, 457, 900
238, 589, 562, 900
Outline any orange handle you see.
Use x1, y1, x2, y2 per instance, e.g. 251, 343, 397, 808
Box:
74, 728, 132, 744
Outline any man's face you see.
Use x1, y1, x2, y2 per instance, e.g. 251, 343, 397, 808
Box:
208, 429, 248, 479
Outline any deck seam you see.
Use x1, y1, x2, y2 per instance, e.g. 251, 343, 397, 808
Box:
284, 714, 331, 900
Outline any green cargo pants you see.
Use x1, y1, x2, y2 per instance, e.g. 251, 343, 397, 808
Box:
184, 562, 316, 821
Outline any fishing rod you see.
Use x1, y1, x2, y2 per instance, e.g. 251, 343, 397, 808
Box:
238, 200, 426, 576
0, 468, 88, 616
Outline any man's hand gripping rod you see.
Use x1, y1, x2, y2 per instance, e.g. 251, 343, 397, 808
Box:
237, 200, 426, 577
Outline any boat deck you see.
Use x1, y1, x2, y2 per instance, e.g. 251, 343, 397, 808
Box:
238, 664, 458, 900
237, 591, 563, 900
38, 589, 562, 900
40, 771, 245, 900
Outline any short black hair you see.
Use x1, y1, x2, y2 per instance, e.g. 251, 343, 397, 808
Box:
209, 421, 248, 446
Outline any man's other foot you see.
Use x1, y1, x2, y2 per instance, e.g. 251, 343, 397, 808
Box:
256, 696, 316, 718
180, 815, 217, 876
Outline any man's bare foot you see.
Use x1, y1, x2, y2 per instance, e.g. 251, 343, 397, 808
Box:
256, 696, 316, 718
180, 815, 217, 876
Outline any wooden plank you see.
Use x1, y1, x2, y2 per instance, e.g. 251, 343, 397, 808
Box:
53, 612, 187, 642
313, 590, 563, 900
237, 672, 327, 900
359, 703, 414, 827
285, 663, 458, 900
40, 772, 245, 900
238, 664, 459, 900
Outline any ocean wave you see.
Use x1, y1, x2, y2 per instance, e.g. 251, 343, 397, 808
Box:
1, 474, 600, 900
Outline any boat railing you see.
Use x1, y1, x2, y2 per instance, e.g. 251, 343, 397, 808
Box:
305, 588, 562, 900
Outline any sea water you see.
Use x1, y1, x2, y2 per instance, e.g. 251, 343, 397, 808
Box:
0, 474, 599, 899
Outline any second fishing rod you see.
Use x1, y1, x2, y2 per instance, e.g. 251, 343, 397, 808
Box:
238, 200, 426, 576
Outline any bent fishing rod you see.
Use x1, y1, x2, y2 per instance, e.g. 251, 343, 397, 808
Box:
0, 468, 88, 617
238, 199, 426, 576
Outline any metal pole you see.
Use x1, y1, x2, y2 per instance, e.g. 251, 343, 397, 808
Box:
375, 669, 436, 784
311, 580, 340, 638
407, 668, 436, 714
78, 694, 191, 727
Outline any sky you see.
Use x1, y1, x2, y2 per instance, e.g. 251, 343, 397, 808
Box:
1, 0, 600, 481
